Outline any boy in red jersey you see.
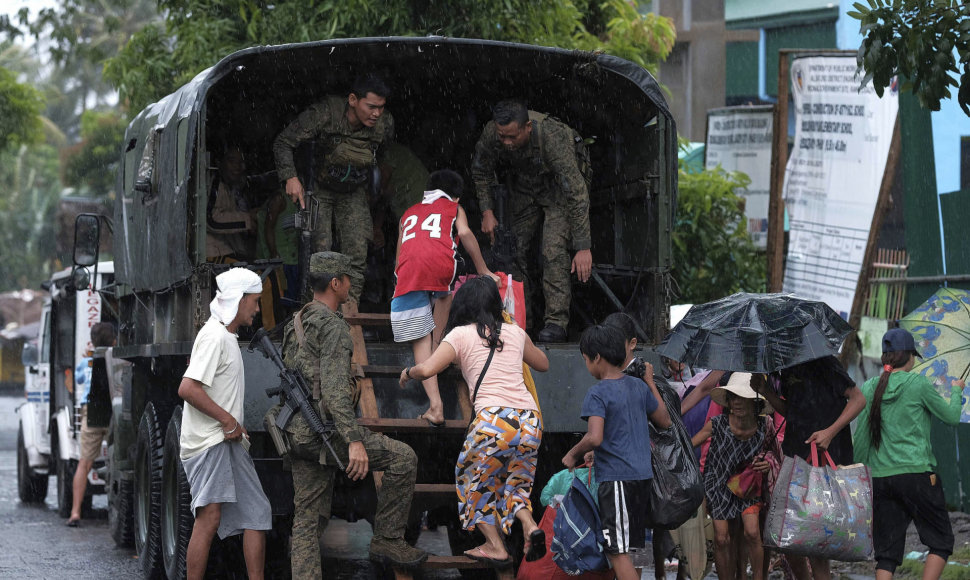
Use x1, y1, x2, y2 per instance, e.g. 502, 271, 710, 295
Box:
393, 170, 496, 425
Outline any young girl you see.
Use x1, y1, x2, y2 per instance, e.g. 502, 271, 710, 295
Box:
853, 328, 964, 579
692, 373, 780, 580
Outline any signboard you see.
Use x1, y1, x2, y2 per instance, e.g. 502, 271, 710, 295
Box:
705, 106, 774, 248
782, 56, 899, 318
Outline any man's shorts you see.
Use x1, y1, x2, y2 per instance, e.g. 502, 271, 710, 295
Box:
182, 440, 272, 539
597, 479, 652, 554
390, 290, 449, 342
79, 405, 109, 462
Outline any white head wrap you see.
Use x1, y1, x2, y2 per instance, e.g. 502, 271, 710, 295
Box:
209, 268, 263, 325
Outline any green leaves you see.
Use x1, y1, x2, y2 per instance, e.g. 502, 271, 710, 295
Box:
101, 0, 676, 113
0, 65, 45, 151
671, 155, 765, 304
852, 0, 970, 114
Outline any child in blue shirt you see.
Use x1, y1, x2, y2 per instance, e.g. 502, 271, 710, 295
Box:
562, 324, 671, 580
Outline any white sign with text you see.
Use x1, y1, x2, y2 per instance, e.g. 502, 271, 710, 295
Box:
782, 56, 898, 318
706, 106, 774, 249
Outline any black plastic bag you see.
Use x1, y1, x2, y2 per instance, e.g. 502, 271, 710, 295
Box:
645, 380, 704, 530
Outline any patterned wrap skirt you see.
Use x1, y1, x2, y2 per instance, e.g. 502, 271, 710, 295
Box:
455, 407, 542, 533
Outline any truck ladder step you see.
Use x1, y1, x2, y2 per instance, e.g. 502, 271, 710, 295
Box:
360, 364, 403, 376
421, 555, 488, 569
356, 417, 467, 433
412, 483, 455, 496
344, 313, 392, 326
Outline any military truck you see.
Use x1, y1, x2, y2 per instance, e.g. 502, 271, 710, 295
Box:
16, 262, 116, 517
73, 37, 677, 578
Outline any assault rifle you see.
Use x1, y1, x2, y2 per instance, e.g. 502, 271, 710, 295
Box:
489, 183, 517, 273
248, 328, 345, 470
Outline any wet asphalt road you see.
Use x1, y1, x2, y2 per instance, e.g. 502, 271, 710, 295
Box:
0, 394, 142, 578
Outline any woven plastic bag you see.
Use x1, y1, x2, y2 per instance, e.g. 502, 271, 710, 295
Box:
763, 443, 873, 561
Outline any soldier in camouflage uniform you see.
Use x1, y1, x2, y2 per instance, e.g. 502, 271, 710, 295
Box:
471, 100, 592, 343
273, 74, 395, 304
279, 251, 427, 577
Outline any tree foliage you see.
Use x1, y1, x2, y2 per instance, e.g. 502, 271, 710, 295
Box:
61, 110, 125, 195
0, 65, 45, 151
850, 0, 970, 114
672, 156, 765, 304
103, 0, 676, 112
0, 144, 61, 290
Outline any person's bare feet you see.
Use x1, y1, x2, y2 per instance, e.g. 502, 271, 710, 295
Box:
418, 408, 445, 427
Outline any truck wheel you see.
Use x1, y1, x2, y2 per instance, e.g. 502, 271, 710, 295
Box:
17, 425, 48, 503
162, 406, 192, 580
135, 402, 166, 579
56, 457, 77, 518
109, 475, 135, 548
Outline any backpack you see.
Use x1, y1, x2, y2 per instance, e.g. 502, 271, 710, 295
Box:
551, 475, 610, 574
533, 112, 593, 189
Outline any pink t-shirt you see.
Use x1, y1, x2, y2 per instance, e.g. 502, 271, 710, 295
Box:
442, 323, 537, 413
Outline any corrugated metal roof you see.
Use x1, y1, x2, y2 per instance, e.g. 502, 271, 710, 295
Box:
726, 0, 838, 23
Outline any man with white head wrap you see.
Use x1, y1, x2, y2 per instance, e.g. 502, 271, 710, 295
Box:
177, 267, 272, 580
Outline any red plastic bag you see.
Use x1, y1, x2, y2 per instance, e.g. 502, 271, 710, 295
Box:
516, 506, 613, 580
453, 272, 527, 330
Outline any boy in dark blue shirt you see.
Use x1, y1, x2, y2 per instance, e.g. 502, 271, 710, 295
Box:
563, 325, 671, 580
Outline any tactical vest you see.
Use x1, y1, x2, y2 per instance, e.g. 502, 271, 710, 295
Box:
313, 95, 390, 190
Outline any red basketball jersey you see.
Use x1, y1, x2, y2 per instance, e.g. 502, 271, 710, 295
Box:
393, 195, 460, 297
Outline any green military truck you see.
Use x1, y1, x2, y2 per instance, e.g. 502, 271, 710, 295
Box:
74, 37, 677, 578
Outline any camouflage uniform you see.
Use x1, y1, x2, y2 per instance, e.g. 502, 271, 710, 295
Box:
273, 96, 395, 302
280, 253, 418, 579
471, 111, 591, 329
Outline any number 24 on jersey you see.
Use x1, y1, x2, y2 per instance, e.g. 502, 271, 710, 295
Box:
401, 213, 442, 242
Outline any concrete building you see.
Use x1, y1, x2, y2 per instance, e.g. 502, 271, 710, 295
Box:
654, 0, 728, 141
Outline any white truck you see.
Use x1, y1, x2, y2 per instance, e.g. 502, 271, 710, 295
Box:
16, 262, 116, 519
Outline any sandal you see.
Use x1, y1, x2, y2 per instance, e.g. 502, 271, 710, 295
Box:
464, 547, 512, 569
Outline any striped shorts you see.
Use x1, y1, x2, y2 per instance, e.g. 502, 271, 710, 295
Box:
597, 478, 652, 554
455, 407, 542, 534
390, 290, 449, 342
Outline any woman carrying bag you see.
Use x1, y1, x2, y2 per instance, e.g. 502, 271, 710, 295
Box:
691, 373, 781, 580
401, 276, 549, 571
853, 328, 964, 579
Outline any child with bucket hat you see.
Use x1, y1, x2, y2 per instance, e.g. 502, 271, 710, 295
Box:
691, 372, 781, 580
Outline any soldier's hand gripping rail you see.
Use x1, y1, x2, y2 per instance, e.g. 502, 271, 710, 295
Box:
248, 328, 345, 470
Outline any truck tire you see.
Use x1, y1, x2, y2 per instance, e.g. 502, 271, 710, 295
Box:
109, 475, 135, 548
56, 457, 77, 518
17, 425, 48, 503
162, 406, 192, 580
134, 402, 166, 579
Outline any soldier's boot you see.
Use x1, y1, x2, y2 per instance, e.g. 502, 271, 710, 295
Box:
537, 322, 567, 343
368, 536, 429, 568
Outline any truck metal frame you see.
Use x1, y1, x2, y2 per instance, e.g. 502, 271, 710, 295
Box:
79, 37, 677, 578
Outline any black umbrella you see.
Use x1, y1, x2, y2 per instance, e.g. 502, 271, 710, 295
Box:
656, 293, 853, 373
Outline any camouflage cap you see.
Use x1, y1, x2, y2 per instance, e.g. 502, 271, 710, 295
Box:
310, 251, 353, 276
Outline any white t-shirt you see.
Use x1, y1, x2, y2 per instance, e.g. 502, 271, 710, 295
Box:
180, 317, 246, 459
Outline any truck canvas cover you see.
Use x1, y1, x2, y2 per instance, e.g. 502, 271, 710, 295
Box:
115, 36, 676, 292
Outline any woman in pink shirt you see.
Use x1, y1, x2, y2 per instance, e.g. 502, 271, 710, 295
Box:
402, 276, 549, 569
